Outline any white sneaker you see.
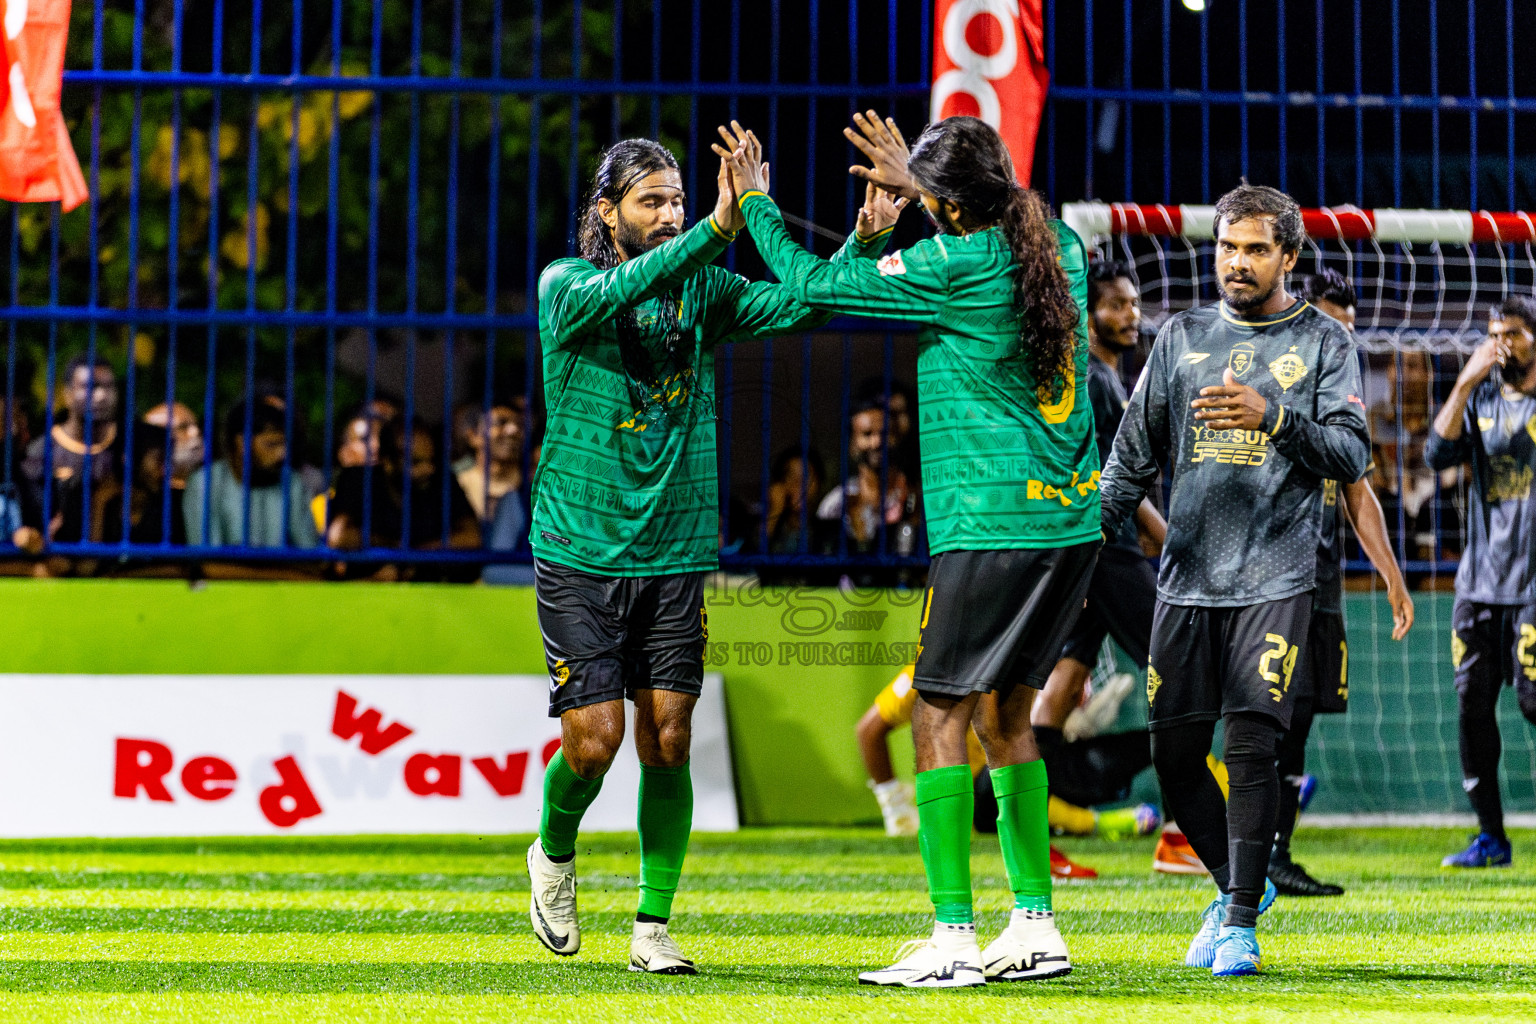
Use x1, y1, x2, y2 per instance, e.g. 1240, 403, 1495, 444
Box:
870, 778, 919, 837
1064, 671, 1136, 741
858, 922, 986, 988
526, 841, 579, 956
629, 921, 698, 975
982, 910, 1072, 980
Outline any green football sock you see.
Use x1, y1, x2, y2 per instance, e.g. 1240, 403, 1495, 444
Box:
637, 761, 694, 921
539, 749, 605, 860
993, 759, 1052, 912
915, 764, 975, 925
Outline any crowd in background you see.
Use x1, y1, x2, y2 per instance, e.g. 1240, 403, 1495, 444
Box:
0, 354, 534, 582
0, 341, 1471, 587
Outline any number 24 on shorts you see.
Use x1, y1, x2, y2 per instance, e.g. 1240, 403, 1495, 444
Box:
1259, 632, 1299, 702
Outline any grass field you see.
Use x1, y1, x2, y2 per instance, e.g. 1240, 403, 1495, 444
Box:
0, 828, 1527, 1022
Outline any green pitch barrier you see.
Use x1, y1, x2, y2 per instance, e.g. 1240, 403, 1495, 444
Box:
0, 580, 1528, 824
0, 829, 1524, 1021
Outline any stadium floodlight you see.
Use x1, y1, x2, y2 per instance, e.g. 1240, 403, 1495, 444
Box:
1182, 0, 1207, 11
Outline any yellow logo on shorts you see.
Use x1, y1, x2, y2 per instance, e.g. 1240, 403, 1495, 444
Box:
1451, 633, 1467, 669
553, 660, 571, 688
1146, 665, 1163, 706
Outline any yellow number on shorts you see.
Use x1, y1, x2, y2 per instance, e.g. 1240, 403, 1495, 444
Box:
1451, 632, 1467, 669
1519, 624, 1536, 681
920, 587, 935, 630
1259, 633, 1298, 702
1338, 640, 1349, 700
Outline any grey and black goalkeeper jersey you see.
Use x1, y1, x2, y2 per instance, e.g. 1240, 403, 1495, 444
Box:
1099, 299, 1371, 607
1088, 354, 1142, 555
1425, 379, 1536, 604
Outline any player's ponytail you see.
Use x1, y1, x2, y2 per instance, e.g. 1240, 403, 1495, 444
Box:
576, 139, 680, 271
908, 117, 1080, 403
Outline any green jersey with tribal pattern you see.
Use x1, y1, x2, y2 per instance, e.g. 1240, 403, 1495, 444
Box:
739, 190, 1099, 554
533, 212, 888, 576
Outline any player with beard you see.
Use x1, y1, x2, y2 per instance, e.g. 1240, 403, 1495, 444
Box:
1098, 184, 1370, 976
526, 139, 900, 976
1268, 270, 1414, 896
721, 114, 1096, 988
1427, 294, 1536, 869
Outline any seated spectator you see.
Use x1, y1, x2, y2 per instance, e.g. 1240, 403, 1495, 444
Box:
142, 401, 203, 485
0, 396, 25, 550
328, 416, 479, 560
764, 445, 828, 555
816, 397, 919, 557
184, 400, 320, 553
853, 375, 918, 479
21, 355, 124, 568
481, 468, 534, 586
455, 397, 527, 522
139, 403, 199, 546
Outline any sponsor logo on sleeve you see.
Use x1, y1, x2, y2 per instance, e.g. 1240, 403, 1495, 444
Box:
877, 253, 907, 276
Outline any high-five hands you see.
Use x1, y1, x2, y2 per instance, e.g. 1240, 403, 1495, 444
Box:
856, 181, 908, 237
713, 155, 747, 235
846, 110, 920, 202
712, 121, 770, 198
1191, 368, 1270, 432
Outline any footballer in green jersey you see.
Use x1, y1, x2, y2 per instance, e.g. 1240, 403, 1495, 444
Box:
719, 115, 1096, 988
526, 138, 899, 978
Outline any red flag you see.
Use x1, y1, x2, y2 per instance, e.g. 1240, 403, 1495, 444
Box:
0, 0, 87, 211
930, 0, 1050, 185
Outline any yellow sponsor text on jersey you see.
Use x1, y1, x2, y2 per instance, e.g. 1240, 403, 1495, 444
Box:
1025, 470, 1101, 506
1488, 455, 1533, 502
1189, 424, 1272, 466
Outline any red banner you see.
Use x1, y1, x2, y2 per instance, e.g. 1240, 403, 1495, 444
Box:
0, 0, 87, 211
930, 0, 1050, 185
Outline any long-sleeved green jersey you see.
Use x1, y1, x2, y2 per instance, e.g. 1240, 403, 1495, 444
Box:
1098, 299, 1371, 607
739, 190, 1100, 555
532, 212, 887, 576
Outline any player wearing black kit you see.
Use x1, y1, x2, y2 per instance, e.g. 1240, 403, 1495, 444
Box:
1268, 271, 1414, 897
1098, 184, 1370, 976
1427, 294, 1536, 869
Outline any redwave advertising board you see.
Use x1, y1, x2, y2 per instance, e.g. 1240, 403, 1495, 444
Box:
0, 673, 737, 836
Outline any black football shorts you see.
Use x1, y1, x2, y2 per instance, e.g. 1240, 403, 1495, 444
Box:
535, 558, 707, 718
1146, 592, 1314, 731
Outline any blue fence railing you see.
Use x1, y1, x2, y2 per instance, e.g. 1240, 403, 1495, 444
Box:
0, 1, 1524, 581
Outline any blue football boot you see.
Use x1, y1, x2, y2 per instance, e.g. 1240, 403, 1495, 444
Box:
1211, 925, 1262, 976
1441, 832, 1512, 868
1185, 877, 1276, 968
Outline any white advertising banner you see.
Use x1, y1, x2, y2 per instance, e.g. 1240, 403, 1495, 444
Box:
0, 674, 738, 836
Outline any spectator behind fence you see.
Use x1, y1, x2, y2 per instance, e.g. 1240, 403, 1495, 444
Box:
140, 402, 199, 546
184, 401, 320, 561
1371, 349, 1463, 577
455, 398, 528, 522
22, 354, 124, 553
481, 461, 534, 586
1, 396, 29, 555
853, 375, 918, 479
816, 396, 920, 558
764, 444, 828, 555
327, 416, 479, 562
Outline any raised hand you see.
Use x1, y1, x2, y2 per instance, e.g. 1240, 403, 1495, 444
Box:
855, 181, 908, 238
711, 121, 770, 199
845, 110, 919, 201
713, 156, 745, 235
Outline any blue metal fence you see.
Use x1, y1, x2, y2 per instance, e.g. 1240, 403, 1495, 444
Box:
0, 1, 1526, 578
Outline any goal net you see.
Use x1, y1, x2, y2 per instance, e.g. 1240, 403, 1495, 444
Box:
1065, 201, 1536, 822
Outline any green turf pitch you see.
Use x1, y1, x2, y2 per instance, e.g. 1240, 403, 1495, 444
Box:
0, 828, 1527, 1022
